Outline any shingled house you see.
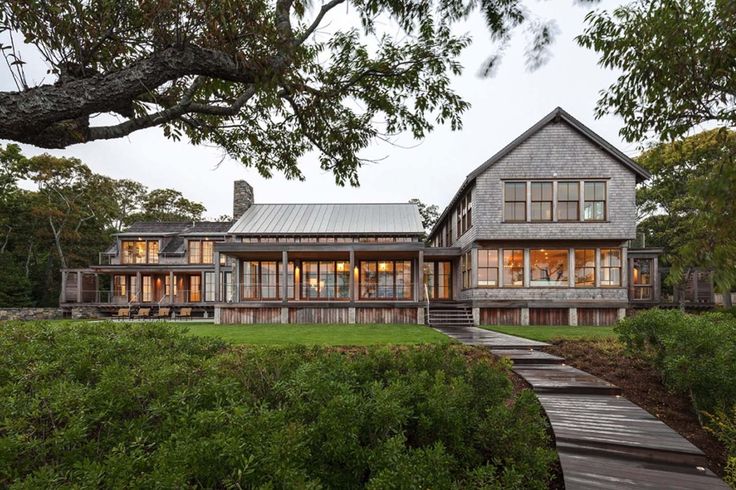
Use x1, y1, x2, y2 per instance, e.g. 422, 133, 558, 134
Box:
60, 107, 664, 325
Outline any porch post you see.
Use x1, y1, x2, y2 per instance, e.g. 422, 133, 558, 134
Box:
169, 271, 175, 305
201, 271, 206, 302
214, 250, 221, 302
349, 249, 356, 300
95, 274, 100, 303
282, 250, 288, 302
136, 272, 142, 302
60, 270, 67, 304
235, 259, 241, 302
417, 250, 424, 301
76, 270, 83, 303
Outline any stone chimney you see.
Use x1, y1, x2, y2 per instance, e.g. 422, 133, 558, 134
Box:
233, 180, 254, 219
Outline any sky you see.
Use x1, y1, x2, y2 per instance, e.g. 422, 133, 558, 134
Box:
0, 0, 634, 219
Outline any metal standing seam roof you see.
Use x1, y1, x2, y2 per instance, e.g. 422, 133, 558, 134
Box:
228, 203, 424, 235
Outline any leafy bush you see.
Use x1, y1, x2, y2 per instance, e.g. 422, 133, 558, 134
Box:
0, 321, 555, 489
708, 409, 736, 488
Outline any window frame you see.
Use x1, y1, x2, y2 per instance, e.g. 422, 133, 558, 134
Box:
574, 249, 596, 287
241, 260, 297, 300
477, 249, 499, 288
461, 251, 472, 290
504, 182, 527, 222
600, 248, 622, 287
557, 181, 580, 222
530, 182, 553, 222
502, 249, 525, 287
121, 240, 159, 264
359, 260, 414, 300
301, 260, 350, 300
188, 239, 216, 264
583, 181, 607, 222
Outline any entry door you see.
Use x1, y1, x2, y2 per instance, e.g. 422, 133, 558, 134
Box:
423, 261, 452, 300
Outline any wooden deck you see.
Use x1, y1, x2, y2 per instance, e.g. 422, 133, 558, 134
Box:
432, 325, 729, 489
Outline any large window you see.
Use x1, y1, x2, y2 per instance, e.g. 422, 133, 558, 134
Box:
204, 272, 216, 302
530, 249, 568, 286
121, 240, 159, 264
189, 275, 201, 302
557, 182, 580, 221
113, 275, 127, 297
575, 249, 596, 287
504, 182, 527, 222
530, 182, 553, 221
457, 191, 473, 238
461, 251, 472, 289
302, 261, 349, 300
243, 261, 296, 300
477, 249, 499, 287
600, 248, 622, 286
584, 182, 606, 221
632, 258, 653, 300
424, 261, 452, 300
360, 260, 413, 300
188, 240, 215, 264
503, 249, 524, 287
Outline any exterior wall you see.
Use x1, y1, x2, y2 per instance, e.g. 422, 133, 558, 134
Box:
460, 287, 628, 304
474, 121, 637, 241
0, 308, 63, 321
216, 305, 418, 324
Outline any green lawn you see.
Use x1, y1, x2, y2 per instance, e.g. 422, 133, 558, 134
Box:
482, 325, 617, 342
182, 323, 452, 346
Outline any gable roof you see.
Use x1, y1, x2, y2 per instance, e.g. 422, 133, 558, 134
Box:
428, 107, 651, 239
228, 203, 424, 235
118, 221, 233, 236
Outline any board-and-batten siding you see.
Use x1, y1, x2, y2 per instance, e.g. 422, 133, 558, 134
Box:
529, 308, 569, 326
220, 307, 281, 324
479, 308, 521, 325
356, 307, 417, 324
289, 307, 349, 324
577, 308, 618, 326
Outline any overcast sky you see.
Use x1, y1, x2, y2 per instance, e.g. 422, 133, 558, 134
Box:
1, 0, 634, 219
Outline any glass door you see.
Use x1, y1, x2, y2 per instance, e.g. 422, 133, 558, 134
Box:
423, 261, 452, 300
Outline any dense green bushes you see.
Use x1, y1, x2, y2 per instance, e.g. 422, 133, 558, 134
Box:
0, 321, 555, 489
616, 309, 736, 484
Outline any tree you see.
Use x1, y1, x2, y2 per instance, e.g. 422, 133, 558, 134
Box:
127, 188, 206, 223
636, 129, 736, 306
578, 0, 736, 143
409, 198, 440, 238
1, 0, 569, 185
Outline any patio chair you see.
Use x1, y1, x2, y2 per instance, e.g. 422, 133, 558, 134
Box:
111, 307, 130, 319
154, 307, 171, 319
178, 307, 192, 320
133, 307, 151, 319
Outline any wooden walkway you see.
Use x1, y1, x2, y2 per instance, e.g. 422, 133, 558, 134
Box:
433, 325, 729, 489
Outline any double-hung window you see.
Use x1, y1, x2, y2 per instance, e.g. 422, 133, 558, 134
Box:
504, 182, 527, 222
530, 182, 553, 221
477, 249, 499, 287
584, 182, 606, 221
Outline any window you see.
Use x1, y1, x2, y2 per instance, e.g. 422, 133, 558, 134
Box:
503, 249, 524, 287
601, 248, 622, 286
456, 191, 473, 238
445, 221, 453, 246
189, 275, 201, 302
575, 249, 596, 287
504, 182, 527, 222
242, 261, 296, 300
632, 258, 653, 300
461, 251, 472, 289
477, 249, 499, 287
223, 271, 233, 302
260, 261, 278, 299
530, 182, 553, 221
204, 272, 216, 302
557, 182, 579, 221
423, 261, 452, 300
142, 276, 153, 302
113, 275, 126, 297
188, 240, 215, 264
360, 260, 413, 300
530, 249, 568, 287
302, 261, 350, 300
584, 182, 606, 221
121, 240, 159, 264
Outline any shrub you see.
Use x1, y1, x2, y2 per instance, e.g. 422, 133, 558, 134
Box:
0, 321, 555, 488
707, 409, 736, 488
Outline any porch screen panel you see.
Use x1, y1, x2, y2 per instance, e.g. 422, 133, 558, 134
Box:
320, 261, 336, 299
261, 261, 278, 299
336, 262, 350, 298
395, 261, 413, 299
377, 261, 394, 299
530, 250, 568, 286
242, 261, 259, 299
360, 262, 378, 299
303, 261, 320, 299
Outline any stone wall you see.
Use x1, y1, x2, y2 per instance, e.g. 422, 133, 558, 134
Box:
0, 308, 63, 321
233, 180, 254, 219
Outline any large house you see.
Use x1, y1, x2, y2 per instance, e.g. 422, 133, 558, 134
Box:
60, 107, 664, 325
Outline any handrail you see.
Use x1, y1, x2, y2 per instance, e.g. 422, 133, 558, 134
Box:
424, 283, 431, 326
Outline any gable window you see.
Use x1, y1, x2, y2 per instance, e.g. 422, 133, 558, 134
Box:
477, 249, 498, 287
584, 182, 606, 221
530, 249, 568, 286
121, 240, 159, 264
557, 182, 580, 221
600, 248, 622, 286
456, 191, 473, 238
504, 182, 527, 222
530, 182, 553, 221
188, 240, 214, 264
461, 251, 472, 289
574, 249, 596, 287
503, 249, 524, 287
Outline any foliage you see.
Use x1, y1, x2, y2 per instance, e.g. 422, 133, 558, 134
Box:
0, 321, 555, 488
578, 0, 736, 143
0, 144, 207, 306
635, 129, 736, 301
409, 198, 440, 238
1, 0, 584, 185
708, 409, 736, 487
615, 309, 736, 416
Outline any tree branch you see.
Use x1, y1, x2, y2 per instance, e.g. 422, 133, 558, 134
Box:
297, 0, 348, 45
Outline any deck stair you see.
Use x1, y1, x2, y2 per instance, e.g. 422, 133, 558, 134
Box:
426, 303, 473, 328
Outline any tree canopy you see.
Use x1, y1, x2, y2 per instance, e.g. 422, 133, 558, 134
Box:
578, 0, 736, 143
1, 0, 573, 185
636, 129, 736, 302
409, 198, 440, 238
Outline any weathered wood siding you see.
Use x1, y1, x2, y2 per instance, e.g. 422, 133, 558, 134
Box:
289, 307, 349, 324
530, 308, 570, 326
479, 307, 521, 325
356, 307, 417, 324
578, 308, 618, 326
220, 307, 281, 324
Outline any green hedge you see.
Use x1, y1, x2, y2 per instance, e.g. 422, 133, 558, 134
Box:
616, 309, 736, 485
0, 321, 555, 489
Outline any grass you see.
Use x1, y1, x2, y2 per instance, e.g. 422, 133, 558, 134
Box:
482, 325, 617, 342
181, 323, 452, 346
